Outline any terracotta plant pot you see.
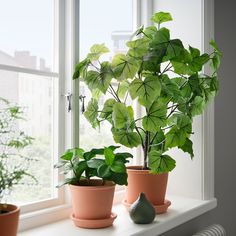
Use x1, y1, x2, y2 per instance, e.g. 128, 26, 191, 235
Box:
70, 179, 117, 228
123, 166, 170, 214
0, 204, 20, 236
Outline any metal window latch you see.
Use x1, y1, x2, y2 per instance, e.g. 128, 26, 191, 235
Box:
63, 93, 72, 112
79, 95, 86, 113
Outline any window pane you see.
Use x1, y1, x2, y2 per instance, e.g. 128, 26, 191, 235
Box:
79, 0, 134, 151
0, 0, 57, 72
0, 70, 57, 204
79, 0, 133, 59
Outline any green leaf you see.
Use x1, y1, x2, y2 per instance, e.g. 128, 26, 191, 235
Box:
176, 114, 192, 136
189, 46, 200, 58
149, 130, 165, 151
84, 99, 98, 127
72, 148, 84, 159
165, 39, 184, 60
83, 148, 104, 160
151, 12, 173, 24
171, 61, 193, 75
117, 81, 129, 99
142, 101, 167, 131
148, 150, 176, 173
112, 128, 141, 148
111, 54, 139, 81
75, 161, 88, 179
178, 138, 194, 159
180, 82, 192, 99
211, 53, 221, 71
87, 159, 105, 168
210, 76, 219, 92
91, 88, 103, 100
152, 27, 170, 44
143, 26, 158, 39
60, 150, 73, 161
189, 96, 206, 117
111, 161, 126, 173
188, 74, 202, 96
104, 147, 115, 166
165, 126, 187, 148
127, 38, 149, 58
129, 76, 161, 106
97, 164, 111, 178
87, 43, 109, 61
98, 61, 113, 93
54, 160, 67, 168
189, 53, 210, 72
161, 75, 182, 103
110, 172, 128, 185
100, 98, 116, 122
73, 59, 90, 80
115, 152, 133, 162
112, 103, 133, 129
84, 62, 112, 94
209, 39, 222, 56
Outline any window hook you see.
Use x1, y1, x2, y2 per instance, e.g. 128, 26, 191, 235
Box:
63, 93, 72, 112
79, 95, 86, 114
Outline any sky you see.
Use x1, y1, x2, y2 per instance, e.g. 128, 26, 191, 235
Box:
0, 0, 54, 68
0, 0, 133, 70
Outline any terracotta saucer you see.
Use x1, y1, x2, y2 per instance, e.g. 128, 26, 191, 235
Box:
122, 199, 171, 214
70, 212, 117, 229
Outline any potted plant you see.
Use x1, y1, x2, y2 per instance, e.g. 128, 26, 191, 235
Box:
73, 12, 221, 213
0, 98, 36, 236
55, 145, 132, 228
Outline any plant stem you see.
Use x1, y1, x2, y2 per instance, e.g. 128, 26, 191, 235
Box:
70, 160, 77, 177
143, 131, 150, 169
109, 85, 121, 102
135, 126, 145, 150
167, 105, 178, 118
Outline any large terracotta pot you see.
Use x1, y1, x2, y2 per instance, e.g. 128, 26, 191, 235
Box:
70, 179, 116, 228
0, 204, 20, 236
123, 166, 170, 214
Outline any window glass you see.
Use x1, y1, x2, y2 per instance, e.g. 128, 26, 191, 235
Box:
79, 0, 134, 152
0, 70, 57, 204
0, 0, 56, 72
0, 0, 58, 205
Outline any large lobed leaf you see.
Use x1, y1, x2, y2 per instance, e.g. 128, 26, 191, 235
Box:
111, 54, 139, 81
142, 100, 167, 132
148, 150, 176, 173
129, 76, 161, 106
84, 99, 99, 128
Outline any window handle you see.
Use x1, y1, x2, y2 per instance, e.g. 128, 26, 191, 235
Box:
63, 93, 72, 112
79, 95, 86, 113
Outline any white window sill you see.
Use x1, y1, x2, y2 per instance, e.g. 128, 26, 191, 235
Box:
18, 195, 217, 236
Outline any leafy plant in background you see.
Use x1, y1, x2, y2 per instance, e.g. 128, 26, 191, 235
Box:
55, 146, 133, 186
73, 12, 221, 174
0, 98, 36, 212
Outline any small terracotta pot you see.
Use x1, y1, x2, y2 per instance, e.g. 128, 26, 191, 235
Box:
70, 179, 115, 220
0, 204, 20, 236
125, 166, 168, 205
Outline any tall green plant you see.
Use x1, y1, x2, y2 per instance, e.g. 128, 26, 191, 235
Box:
0, 98, 36, 205
73, 12, 221, 173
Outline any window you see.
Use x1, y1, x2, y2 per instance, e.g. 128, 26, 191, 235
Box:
0, 0, 63, 211
78, 0, 134, 152
1, 0, 215, 233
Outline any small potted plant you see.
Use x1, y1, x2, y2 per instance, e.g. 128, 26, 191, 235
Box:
0, 98, 36, 236
55, 145, 132, 229
73, 12, 221, 213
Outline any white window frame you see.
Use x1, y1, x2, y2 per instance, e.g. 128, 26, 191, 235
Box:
18, 0, 215, 232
